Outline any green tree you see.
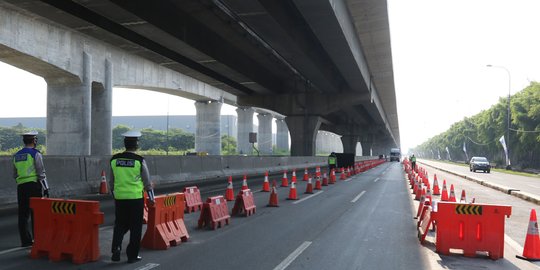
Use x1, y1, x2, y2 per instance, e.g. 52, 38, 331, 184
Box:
221, 135, 237, 155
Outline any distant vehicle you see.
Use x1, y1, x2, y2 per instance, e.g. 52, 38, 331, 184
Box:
389, 148, 401, 162
469, 156, 491, 173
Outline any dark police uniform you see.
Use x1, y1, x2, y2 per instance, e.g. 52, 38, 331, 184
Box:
110, 131, 154, 263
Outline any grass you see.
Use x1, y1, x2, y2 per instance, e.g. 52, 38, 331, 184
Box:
421, 158, 540, 178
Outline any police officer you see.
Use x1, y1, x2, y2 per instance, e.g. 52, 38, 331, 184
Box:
328, 152, 337, 171
110, 131, 155, 263
12, 131, 49, 247
410, 154, 417, 171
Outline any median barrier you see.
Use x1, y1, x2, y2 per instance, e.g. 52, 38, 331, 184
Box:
30, 198, 104, 264
433, 202, 512, 259
198, 195, 231, 230
199, 156, 225, 179
44, 157, 89, 197
141, 193, 189, 250
184, 186, 203, 213
232, 189, 256, 217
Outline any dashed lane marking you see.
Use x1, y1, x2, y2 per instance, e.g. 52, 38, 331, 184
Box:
292, 191, 324, 204
374, 178, 380, 182
351, 191, 366, 203
273, 241, 312, 270
0, 246, 29, 255
134, 263, 160, 270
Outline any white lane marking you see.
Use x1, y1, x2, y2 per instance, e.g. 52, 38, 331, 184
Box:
351, 191, 366, 203
374, 177, 380, 182
292, 191, 324, 204
0, 246, 29, 255
505, 234, 523, 253
273, 241, 312, 270
100, 225, 113, 231
344, 178, 352, 182
134, 263, 160, 270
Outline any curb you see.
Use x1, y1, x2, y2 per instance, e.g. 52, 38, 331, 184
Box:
418, 161, 540, 205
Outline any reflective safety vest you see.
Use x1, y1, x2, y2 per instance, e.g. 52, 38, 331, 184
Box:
111, 152, 144, 200
411, 156, 416, 162
328, 156, 337, 165
13, 148, 39, 185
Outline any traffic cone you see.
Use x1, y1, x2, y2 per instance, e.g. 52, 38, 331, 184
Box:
340, 168, 347, 180
262, 171, 270, 192
460, 190, 467, 203
305, 177, 314, 194
432, 174, 441, 195
322, 171, 329, 186
315, 176, 322, 190
426, 188, 432, 205
516, 209, 540, 261
415, 182, 423, 200
242, 174, 249, 190
416, 188, 426, 218
287, 181, 298, 200
316, 166, 321, 177
347, 167, 352, 177
267, 181, 279, 207
291, 169, 297, 183
449, 184, 456, 202
99, 170, 108, 194
330, 169, 336, 184
441, 180, 449, 201
303, 168, 309, 181
225, 176, 235, 201
281, 170, 289, 187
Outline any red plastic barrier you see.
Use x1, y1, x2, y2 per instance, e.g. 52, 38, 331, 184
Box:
30, 198, 104, 264
418, 205, 433, 244
142, 193, 189, 250
184, 186, 203, 213
433, 202, 512, 260
198, 195, 231, 230
232, 189, 257, 217
143, 192, 149, 224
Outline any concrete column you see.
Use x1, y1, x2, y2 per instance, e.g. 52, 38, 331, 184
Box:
46, 52, 92, 155
341, 135, 359, 156
195, 100, 222, 155
91, 59, 112, 155
257, 113, 273, 155
285, 116, 321, 156
236, 107, 254, 155
275, 118, 289, 151
361, 135, 373, 156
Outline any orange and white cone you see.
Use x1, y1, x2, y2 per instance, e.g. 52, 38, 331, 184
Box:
99, 170, 108, 194
305, 177, 314, 194
225, 176, 235, 201
262, 171, 270, 192
347, 167, 352, 177
287, 181, 298, 200
426, 188, 433, 205
242, 174, 249, 190
415, 182, 423, 200
517, 209, 540, 261
322, 171, 329, 186
449, 184, 456, 202
416, 188, 426, 218
314, 176, 322, 190
441, 180, 449, 201
291, 169, 297, 183
460, 189, 467, 203
267, 181, 279, 207
432, 174, 441, 195
303, 168, 309, 181
315, 166, 321, 177
340, 168, 347, 180
330, 169, 336, 184
281, 170, 289, 187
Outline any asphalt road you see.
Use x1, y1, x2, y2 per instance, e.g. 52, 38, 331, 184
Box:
0, 163, 432, 270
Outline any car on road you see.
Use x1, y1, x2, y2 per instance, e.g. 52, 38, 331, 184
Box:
469, 156, 491, 173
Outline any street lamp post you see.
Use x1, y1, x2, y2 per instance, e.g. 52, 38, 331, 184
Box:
486, 64, 511, 170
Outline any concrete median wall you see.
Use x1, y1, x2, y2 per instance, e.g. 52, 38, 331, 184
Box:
0, 155, 378, 204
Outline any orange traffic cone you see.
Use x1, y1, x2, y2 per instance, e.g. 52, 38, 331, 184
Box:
316, 166, 321, 177
460, 189, 467, 203
291, 169, 297, 183
340, 168, 347, 180
261, 171, 270, 192
281, 170, 289, 187
99, 170, 108, 194
267, 181, 279, 207
330, 169, 336, 184
347, 167, 352, 177
287, 181, 298, 200
314, 176, 322, 190
242, 174, 249, 190
416, 188, 426, 218
432, 174, 441, 195
426, 188, 432, 205
449, 184, 456, 202
303, 168, 309, 181
305, 177, 314, 194
517, 209, 540, 261
225, 176, 235, 201
415, 182, 423, 200
322, 171, 329, 186
441, 180, 449, 201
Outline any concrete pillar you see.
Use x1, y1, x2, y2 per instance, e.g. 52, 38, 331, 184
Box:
285, 116, 321, 156
236, 107, 254, 155
361, 135, 373, 156
91, 59, 112, 155
341, 135, 359, 155
195, 100, 222, 155
275, 118, 289, 151
46, 52, 92, 155
257, 113, 273, 155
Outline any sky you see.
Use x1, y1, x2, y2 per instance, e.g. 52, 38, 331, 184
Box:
1, 0, 540, 152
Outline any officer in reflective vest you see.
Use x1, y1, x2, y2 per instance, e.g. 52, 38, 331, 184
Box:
12, 131, 49, 247
110, 131, 155, 263
328, 152, 337, 171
